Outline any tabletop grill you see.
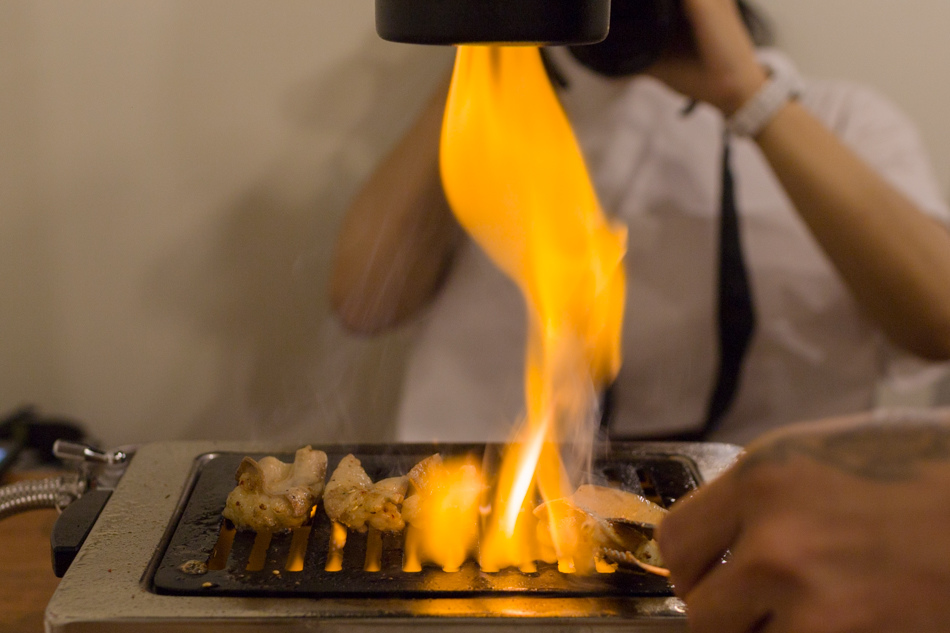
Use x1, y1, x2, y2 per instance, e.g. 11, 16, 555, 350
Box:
46, 440, 741, 632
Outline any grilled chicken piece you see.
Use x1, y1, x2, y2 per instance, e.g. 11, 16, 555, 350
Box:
401, 453, 483, 571
323, 454, 409, 532
407, 453, 443, 492
222, 446, 328, 532
402, 453, 483, 529
534, 484, 669, 575
402, 453, 442, 526
571, 484, 668, 526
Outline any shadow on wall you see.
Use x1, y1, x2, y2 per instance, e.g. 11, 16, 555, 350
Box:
148, 33, 454, 445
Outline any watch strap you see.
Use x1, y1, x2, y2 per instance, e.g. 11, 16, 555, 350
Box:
726, 64, 802, 138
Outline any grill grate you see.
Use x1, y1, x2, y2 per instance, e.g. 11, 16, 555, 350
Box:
151, 443, 699, 599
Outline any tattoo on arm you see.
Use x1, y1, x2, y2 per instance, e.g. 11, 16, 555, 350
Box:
740, 410, 950, 481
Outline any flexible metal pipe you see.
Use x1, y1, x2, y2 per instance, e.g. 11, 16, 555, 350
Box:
0, 475, 83, 521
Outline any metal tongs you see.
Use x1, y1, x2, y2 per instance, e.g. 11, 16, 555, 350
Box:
600, 518, 671, 577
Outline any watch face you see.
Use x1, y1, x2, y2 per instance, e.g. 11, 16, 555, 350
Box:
568, 0, 680, 77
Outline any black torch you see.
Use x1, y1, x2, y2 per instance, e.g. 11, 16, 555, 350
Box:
374, 0, 612, 46
374, 0, 695, 76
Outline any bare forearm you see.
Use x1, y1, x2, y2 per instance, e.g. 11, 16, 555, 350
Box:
330, 83, 462, 334
756, 101, 950, 359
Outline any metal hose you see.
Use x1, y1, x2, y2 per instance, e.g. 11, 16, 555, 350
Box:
0, 475, 83, 521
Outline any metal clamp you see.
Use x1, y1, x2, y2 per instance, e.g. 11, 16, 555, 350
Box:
53, 440, 134, 491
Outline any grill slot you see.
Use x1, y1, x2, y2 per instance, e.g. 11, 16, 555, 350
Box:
152, 444, 699, 599
285, 523, 310, 571
324, 521, 346, 571
246, 530, 272, 571
206, 522, 234, 571
364, 528, 383, 572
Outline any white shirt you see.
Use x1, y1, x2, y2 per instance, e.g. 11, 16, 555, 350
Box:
395, 49, 950, 446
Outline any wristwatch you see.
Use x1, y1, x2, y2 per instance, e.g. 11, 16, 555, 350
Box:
726, 63, 802, 138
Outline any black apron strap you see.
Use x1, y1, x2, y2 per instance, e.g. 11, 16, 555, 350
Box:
601, 133, 757, 441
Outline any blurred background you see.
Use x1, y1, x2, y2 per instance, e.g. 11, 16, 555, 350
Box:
2, 0, 948, 447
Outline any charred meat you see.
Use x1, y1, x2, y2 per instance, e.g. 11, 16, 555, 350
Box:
222, 446, 328, 532
323, 454, 409, 532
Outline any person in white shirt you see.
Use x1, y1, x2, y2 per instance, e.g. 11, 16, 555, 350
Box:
330, 0, 950, 445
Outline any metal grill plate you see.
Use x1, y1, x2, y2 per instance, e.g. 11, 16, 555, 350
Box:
152, 443, 699, 599
46, 441, 742, 631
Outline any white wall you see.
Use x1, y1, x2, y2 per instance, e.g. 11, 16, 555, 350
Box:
0, 1, 946, 446
0, 1, 454, 445
767, 0, 950, 199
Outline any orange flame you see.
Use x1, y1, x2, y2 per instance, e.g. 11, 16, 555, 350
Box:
439, 46, 627, 572
325, 521, 347, 572
402, 456, 484, 572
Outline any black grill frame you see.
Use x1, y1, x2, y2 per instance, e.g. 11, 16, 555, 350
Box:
150, 443, 699, 599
